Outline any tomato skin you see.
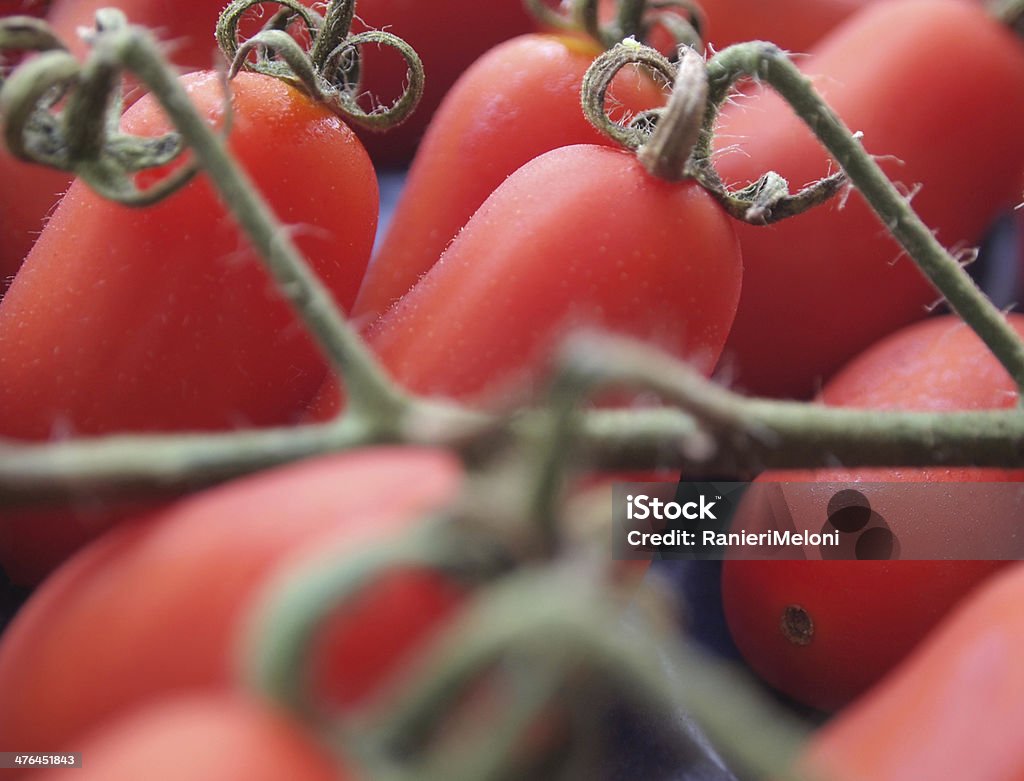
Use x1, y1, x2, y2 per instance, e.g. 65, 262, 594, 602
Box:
0, 447, 463, 752
0, 70, 375, 439
355, 34, 666, 319
315, 144, 742, 416
47, 0, 238, 71
0, 151, 70, 292
722, 315, 1024, 711
801, 562, 1024, 781
0, 71, 376, 582
714, 0, 1024, 398
0, 0, 49, 15
30, 695, 349, 781
349, 0, 537, 167
699, 0, 876, 53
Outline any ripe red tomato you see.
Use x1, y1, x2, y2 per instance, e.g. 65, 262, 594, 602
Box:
802, 562, 1024, 781
722, 315, 1024, 711
31, 695, 349, 781
313, 143, 742, 416
355, 33, 667, 319
0, 150, 71, 292
47, 0, 241, 71
699, 0, 877, 53
713, 0, 1024, 398
0, 70, 377, 582
0, 448, 464, 754
0, 0, 49, 15
350, 0, 538, 167
0, 70, 375, 437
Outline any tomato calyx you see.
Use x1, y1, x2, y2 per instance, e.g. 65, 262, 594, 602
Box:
216, 0, 424, 132
0, 10, 208, 204
581, 39, 847, 225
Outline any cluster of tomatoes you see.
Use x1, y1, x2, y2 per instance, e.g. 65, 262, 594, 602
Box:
2, 0, 1024, 778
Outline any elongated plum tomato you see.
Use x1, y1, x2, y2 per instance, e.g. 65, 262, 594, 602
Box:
801, 562, 1024, 781
0, 448, 464, 753
0, 70, 376, 437
0, 71, 376, 584
356, 34, 667, 319
713, 0, 1024, 398
313, 143, 742, 416
31, 695, 348, 781
722, 315, 1024, 711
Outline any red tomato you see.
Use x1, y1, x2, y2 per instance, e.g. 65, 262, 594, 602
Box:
0, 70, 376, 582
0, 71, 375, 437
699, 0, 877, 53
713, 0, 1024, 398
348, 0, 537, 167
0, 0, 49, 14
0, 150, 70, 292
0, 448, 463, 754
802, 562, 1024, 781
47, 0, 242, 71
722, 315, 1024, 711
31, 695, 349, 781
313, 143, 742, 416
355, 33, 667, 319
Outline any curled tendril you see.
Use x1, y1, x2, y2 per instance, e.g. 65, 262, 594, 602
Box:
216, 0, 324, 72
580, 40, 677, 150
581, 40, 849, 225
0, 13, 225, 207
216, 0, 424, 132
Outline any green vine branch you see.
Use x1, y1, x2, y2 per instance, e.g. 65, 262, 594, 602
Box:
341, 565, 814, 780
581, 39, 1024, 397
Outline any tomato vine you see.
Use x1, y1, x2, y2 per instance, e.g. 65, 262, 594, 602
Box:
2, 1, 1024, 778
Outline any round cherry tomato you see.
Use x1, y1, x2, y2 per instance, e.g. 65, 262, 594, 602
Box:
0, 447, 463, 753
32, 695, 349, 781
313, 143, 742, 416
714, 0, 1024, 398
722, 315, 1024, 711
356, 33, 667, 319
802, 561, 1024, 781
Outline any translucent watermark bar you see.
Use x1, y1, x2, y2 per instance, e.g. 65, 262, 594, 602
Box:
0, 753, 82, 769
612, 481, 1024, 561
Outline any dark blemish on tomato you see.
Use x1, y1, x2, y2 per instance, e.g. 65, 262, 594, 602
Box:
781, 605, 814, 646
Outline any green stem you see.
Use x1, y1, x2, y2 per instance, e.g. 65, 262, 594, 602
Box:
241, 528, 510, 739
6, 371, 1024, 502
104, 24, 408, 421
636, 44, 706, 181
367, 567, 814, 781
560, 333, 1024, 475
990, 0, 1024, 28
0, 399, 484, 506
701, 41, 1024, 396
